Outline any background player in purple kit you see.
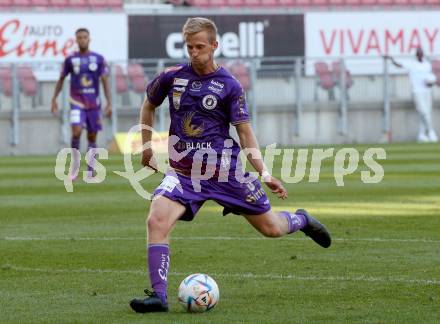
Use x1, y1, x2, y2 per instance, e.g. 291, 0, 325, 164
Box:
51, 28, 112, 178
130, 17, 331, 313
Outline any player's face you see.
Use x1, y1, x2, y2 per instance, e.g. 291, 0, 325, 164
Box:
76, 31, 90, 52
185, 31, 218, 70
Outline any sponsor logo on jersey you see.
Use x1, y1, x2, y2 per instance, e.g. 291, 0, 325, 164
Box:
173, 78, 189, 86
191, 80, 202, 91
202, 94, 218, 110
182, 111, 204, 137
173, 86, 186, 92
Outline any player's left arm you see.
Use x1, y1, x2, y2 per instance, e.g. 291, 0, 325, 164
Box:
101, 75, 112, 117
235, 122, 287, 199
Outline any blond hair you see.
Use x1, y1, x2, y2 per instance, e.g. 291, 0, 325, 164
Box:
182, 17, 217, 43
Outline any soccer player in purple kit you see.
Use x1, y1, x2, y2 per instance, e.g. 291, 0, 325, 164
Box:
130, 18, 331, 313
51, 28, 112, 178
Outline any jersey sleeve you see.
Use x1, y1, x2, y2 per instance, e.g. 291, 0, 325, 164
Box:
98, 57, 109, 77
60, 57, 71, 77
228, 80, 250, 125
146, 70, 173, 107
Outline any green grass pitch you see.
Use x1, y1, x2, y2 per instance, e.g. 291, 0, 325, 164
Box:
1, 143, 439, 323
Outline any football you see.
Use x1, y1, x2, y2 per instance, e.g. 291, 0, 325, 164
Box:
178, 274, 220, 313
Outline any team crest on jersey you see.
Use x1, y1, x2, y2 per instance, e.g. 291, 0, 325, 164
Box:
202, 94, 218, 110
89, 62, 98, 71
172, 91, 182, 110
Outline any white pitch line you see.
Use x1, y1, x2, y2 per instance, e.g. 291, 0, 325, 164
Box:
2, 236, 440, 244
3, 265, 440, 286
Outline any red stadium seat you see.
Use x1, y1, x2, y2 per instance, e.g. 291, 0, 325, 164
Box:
312, 0, 328, 6
359, 0, 377, 4
114, 65, 128, 94
0, 0, 13, 6
244, 0, 262, 5
278, 0, 296, 5
50, 0, 69, 6
68, 0, 88, 7
260, 0, 278, 5
328, 0, 345, 5
331, 61, 353, 88
408, 0, 425, 4
295, 0, 313, 6
228, 61, 250, 91
0, 66, 12, 97
106, 0, 123, 7
127, 63, 147, 94
17, 66, 38, 96
425, 0, 439, 4
31, 0, 50, 5
226, 0, 245, 6
88, 0, 107, 6
187, 0, 210, 6
377, 0, 394, 4
210, 0, 228, 6
394, 0, 409, 4
431, 59, 440, 86
345, 0, 362, 4
314, 61, 336, 100
13, 0, 31, 6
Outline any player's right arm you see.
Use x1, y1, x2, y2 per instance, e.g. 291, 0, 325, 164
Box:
51, 58, 70, 115
140, 97, 158, 171
140, 66, 176, 170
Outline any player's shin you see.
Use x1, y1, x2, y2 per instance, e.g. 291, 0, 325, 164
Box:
147, 244, 170, 305
87, 141, 97, 175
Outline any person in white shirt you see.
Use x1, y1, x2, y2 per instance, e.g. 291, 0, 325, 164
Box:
387, 48, 438, 143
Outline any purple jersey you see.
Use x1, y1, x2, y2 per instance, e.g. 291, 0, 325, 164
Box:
61, 51, 108, 109
146, 63, 250, 176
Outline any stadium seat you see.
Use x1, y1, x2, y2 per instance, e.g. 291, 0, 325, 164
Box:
393, 0, 409, 4
311, 0, 329, 6
13, 0, 31, 6
127, 63, 147, 94
0, 66, 12, 97
278, 0, 296, 5
31, 0, 50, 5
431, 59, 440, 86
331, 61, 353, 91
314, 61, 336, 101
0, 0, 13, 6
377, 0, 394, 4
187, 0, 210, 6
17, 66, 38, 97
260, 0, 278, 5
228, 61, 251, 91
114, 65, 128, 94
328, 0, 345, 5
244, 0, 262, 6
408, 0, 425, 4
50, 0, 69, 6
345, 0, 362, 4
68, 0, 88, 7
210, 0, 228, 6
226, 0, 245, 6
106, 0, 123, 7
88, 0, 108, 6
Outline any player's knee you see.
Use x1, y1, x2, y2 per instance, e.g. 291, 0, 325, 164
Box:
87, 133, 97, 142
147, 213, 169, 232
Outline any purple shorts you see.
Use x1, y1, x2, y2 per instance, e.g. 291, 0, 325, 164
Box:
153, 170, 271, 221
70, 105, 102, 133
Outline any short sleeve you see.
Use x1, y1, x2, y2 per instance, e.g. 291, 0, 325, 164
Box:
228, 82, 250, 125
146, 71, 173, 107
98, 57, 109, 77
60, 57, 71, 77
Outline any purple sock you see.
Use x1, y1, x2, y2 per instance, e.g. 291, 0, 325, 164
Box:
148, 244, 169, 305
87, 141, 97, 173
281, 211, 307, 234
